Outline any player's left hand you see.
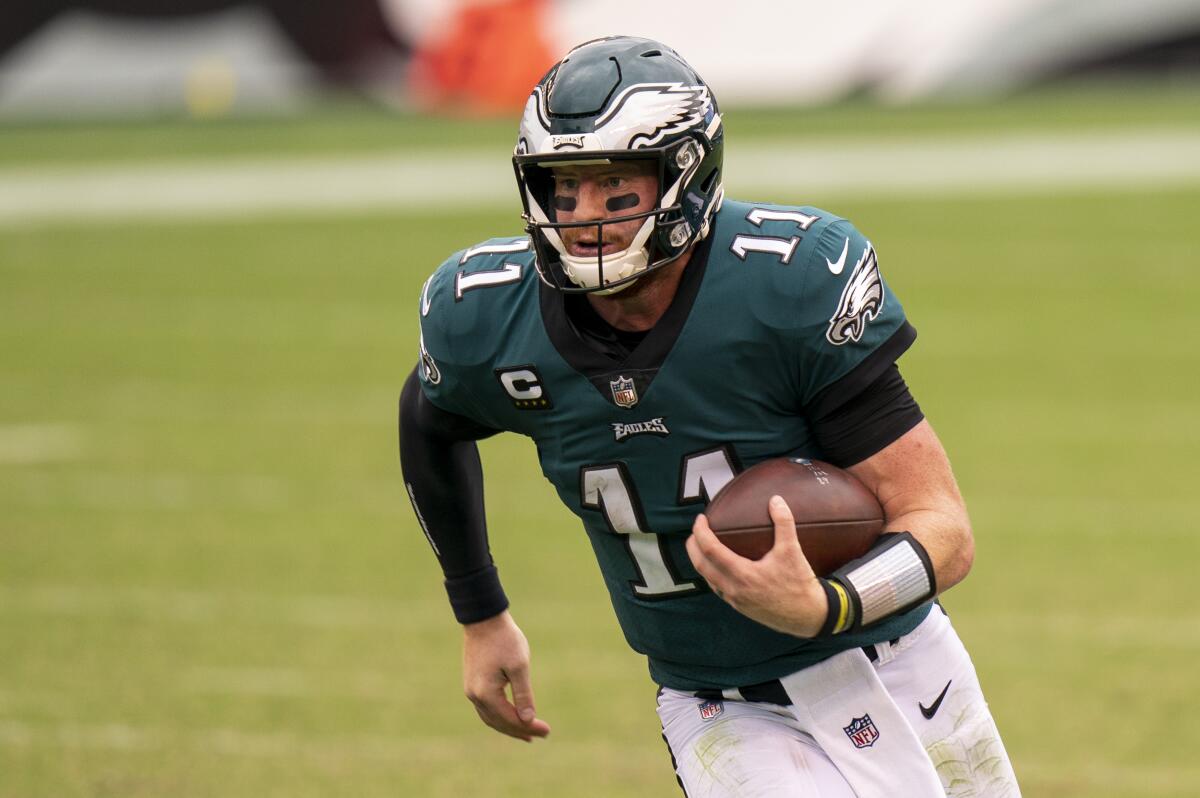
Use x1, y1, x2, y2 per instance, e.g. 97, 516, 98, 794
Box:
687, 495, 828, 638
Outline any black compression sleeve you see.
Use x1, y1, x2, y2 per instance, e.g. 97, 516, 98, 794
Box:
810, 364, 924, 467
398, 366, 508, 624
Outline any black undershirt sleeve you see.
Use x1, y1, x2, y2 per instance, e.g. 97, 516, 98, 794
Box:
809, 364, 924, 467
805, 322, 925, 468
398, 366, 509, 624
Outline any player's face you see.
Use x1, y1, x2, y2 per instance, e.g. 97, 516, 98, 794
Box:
551, 161, 658, 258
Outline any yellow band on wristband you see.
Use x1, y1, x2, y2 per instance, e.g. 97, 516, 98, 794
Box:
830, 580, 852, 634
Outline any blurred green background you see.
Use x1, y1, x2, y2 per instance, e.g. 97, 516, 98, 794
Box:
2, 87, 1199, 797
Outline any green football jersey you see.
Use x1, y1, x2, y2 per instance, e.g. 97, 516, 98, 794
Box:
416, 199, 931, 691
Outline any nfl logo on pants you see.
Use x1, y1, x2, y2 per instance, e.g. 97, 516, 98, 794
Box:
698, 700, 723, 721
843, 714, 880, 749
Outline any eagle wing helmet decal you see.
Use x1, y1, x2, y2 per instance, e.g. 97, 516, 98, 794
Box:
595, 83, 712, 149
826, 244, 885, 345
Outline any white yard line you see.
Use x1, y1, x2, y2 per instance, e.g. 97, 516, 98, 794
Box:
0, 423, 85, 465
731, 128, 1200, 198
0, 128, 1197, 226
0, 153, 510, 223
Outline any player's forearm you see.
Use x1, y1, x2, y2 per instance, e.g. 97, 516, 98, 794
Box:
398, 369, 508, 623
882, 505, 974, 594
847, 419, 975, 595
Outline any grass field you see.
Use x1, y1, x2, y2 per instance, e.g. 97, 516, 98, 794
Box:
2, 87, 1199, 797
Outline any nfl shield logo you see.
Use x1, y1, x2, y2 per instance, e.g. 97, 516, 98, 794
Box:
610, 375, 638, 408
843, 714, 880, 749
698, 700, 723, 722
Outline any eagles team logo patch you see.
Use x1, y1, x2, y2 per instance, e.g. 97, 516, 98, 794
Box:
843, 714, 880, 749
610, 375, 639, 408
698, 700, 724, 722
826, 244, 885, 346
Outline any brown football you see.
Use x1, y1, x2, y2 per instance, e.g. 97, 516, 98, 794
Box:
704, 458, 883, 575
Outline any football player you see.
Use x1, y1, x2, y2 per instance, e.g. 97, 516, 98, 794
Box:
400, 36, 1022, 797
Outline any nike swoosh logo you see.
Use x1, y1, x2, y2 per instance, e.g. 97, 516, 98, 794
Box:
919, 680, 952, 720
826, 237, 849, 274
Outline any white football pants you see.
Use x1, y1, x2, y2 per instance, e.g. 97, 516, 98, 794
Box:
657, 608, 1021, 797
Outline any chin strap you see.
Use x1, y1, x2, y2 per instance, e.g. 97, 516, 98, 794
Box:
818, 532, 937, 636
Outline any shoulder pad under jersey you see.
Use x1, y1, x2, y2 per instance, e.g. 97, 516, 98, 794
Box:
415, 236, 538, 415
711, 200, 911, 403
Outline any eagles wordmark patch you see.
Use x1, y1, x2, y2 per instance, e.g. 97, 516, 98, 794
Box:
550, 134, 586, 150
611, 417, 669, 442
826, 244, 885, 346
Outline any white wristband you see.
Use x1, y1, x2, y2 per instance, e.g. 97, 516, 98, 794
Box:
831, 532, 936, 628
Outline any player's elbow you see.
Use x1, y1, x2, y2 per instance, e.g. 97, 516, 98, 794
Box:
952, 523, 975, 582
939, 510, 975, 592
399, 367, 421, 431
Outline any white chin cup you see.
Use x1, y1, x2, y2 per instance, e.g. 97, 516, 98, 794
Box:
557, 216, 655, 294
562, 247, 647, 295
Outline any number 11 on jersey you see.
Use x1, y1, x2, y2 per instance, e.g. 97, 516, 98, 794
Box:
581, 464, 699, 598
580, 449, 737, 599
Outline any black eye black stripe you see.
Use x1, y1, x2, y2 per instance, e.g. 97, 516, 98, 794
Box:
606, 193, 640, 212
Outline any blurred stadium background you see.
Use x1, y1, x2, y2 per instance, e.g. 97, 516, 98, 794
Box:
2, 2, 1199, 796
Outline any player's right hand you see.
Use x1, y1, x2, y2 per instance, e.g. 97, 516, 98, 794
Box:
689, 496, 828, 638
461, 610, 552, 742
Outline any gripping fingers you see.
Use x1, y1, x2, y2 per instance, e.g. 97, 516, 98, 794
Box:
768, 495, 798, 550
688, 513, 742, 575
688, 513, 746, 605
767, 494, 818, 582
